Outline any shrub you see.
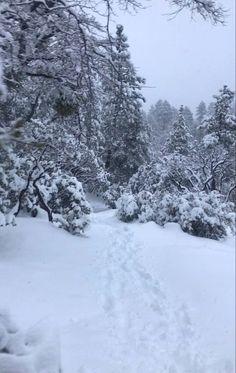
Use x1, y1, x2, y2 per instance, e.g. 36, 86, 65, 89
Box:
0, 148, 34, 224
128, 156, 197, 197
154, 193, 179, 226
116, 193, 139, 222
155, 191, 235, 240
116, 191, 154, 223
176, 191, 235, 239
42, 171, 91, 234
103, 184, 125, 209
128, 163, 161, 194
0, 151, 91, 234
116, 189, 235, 240
136, 191, 155, 223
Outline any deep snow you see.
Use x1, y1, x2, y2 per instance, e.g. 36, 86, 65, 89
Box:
0, 201, 235, 372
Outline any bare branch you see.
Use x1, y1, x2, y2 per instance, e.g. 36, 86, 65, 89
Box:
166, 0, 226, 24
226, 185, 236, 202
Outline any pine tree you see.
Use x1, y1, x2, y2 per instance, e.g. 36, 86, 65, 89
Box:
196, 101, 207, 126
203, 85, 236, 149
101, 25, 149, 183
148, 99, 177, 152
198, 86, 236, 198
195, 101, 207, 139
165, 105, 191, 156
183, 106, 194, 134
207, 102, 215, 116
0, 0, 229, 230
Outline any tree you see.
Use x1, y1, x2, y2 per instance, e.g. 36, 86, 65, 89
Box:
198, 86, 236, 198
0, 0, 110, 225
165, 105, 191, 156
195, 101, 207, 138
207, 102, 215, 116
148, 99, 177, 153
203, 86, 236, 149
196, 101, 207, 125
0, 0, 229, 230
183, 105, 194, 133
101, 25, 149, 183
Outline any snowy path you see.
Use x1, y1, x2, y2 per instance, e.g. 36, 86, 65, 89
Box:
101, 226, 196, 372
0, 207, 235, 372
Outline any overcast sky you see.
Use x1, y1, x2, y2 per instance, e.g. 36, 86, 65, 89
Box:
116, 0, 235, 113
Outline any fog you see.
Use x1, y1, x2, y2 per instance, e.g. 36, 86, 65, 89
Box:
118, 0, 235, 112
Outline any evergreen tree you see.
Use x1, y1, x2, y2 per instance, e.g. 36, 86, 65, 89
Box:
203, 86, 236, 148
195, 101, 207, 138
101, 25, 149, 183
147, 99, 177, 154
196, 101, 207, 126
183, 106, 194, 134
165, 105, 191, 156
207, 102, 215, 116
0, 0, 230, 232
198, 86, 236, 198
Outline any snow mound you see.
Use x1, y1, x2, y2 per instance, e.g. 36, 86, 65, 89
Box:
0, 310, 60, 373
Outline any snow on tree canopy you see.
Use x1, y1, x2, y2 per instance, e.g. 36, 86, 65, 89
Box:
164, 105, 192, 156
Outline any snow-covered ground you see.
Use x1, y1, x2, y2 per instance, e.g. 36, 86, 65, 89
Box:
0, 200, 235, 372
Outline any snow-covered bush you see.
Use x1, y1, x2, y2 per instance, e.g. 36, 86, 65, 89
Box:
42, 170, 91, 234
0, 310, 61, 373
154, 191, 235, 240
116, 189, 235, 240
154, 193, 179, 226
128, 154, 197, 198
116, 191, 154, 223
128, 163, 161, 194
0, 147, 34, 225
0, 145, 91, 234
136, 191, 155, 223
116, 193, 139, 222
176, 192, 235, 239
102, 184, 126, 209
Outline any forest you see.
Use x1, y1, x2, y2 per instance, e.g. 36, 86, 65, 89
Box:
0, 0, 235, 240
0, 0, 235, 372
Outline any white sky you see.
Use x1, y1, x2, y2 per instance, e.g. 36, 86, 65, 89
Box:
115, 0, 235, 113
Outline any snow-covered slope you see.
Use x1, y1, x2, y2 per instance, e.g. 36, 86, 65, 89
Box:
0, 206, 235, 372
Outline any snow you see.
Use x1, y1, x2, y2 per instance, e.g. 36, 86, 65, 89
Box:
86, 193, 109, 213
0, 309, 60, 373
0, 203, 235, 372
